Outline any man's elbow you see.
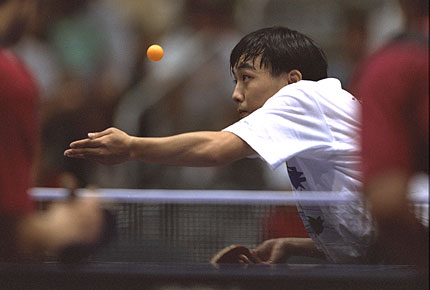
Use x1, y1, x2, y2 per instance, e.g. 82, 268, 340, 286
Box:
200, 142, 247, 167
193, 131, 252, 167
198, 148, 233, 167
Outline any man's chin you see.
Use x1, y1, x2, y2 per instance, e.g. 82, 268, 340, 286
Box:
239, 112, 249, 119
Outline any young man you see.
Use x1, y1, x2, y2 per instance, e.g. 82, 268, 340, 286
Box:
0, 0, 103, 260
65, 26, 374, 264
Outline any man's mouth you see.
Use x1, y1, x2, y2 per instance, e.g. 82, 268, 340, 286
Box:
238, 110, 248, 118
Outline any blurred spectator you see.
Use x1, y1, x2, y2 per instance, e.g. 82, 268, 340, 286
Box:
0, 0, 103, 260
337, 6, 370, 88
13, 0, 138, 188
351, 0, 428, 266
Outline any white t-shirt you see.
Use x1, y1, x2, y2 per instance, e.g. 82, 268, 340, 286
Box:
223, 78, 374, 263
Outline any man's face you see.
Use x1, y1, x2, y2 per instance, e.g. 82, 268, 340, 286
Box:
231, 56, 289, 118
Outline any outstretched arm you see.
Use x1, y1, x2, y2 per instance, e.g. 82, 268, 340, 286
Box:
64, 127, 255, 166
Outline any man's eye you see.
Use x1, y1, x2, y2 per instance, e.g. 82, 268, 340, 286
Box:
242, 75, 251, 81
233, 74, 251, 84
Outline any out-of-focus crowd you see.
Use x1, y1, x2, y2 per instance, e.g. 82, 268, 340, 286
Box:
12, 0, 404, 190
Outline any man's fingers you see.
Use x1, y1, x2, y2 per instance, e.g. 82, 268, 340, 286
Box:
69, 138, 103, 149
64, 151, 87, 159
88, 128, 113, 139
253, 243, 272, 262
64, 151, 85, 159
68, 128, 114, 149
238, 254, 253, 264
252, 240, 285, 264
248, 250, 263, 263
64, 148, 102, 158
64, 148, 114, 164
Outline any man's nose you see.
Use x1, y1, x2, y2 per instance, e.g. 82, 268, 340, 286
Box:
232, 85, 244, 103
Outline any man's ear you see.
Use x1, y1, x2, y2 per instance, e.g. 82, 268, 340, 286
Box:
287, 69, 302, 84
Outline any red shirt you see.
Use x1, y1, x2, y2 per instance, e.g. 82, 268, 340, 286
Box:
351, 34, 429, 181
0, 49, 39, 216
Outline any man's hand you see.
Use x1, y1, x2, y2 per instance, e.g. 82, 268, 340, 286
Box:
250, 237, 321, 264
252, 238, 293, 264
64, 127, 133, 164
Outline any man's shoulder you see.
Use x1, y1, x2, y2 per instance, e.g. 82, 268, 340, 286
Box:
279, 78, 343, 93
274, 78, 351, 105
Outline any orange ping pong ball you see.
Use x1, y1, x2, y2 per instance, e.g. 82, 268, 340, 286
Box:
147, 44, 164, 61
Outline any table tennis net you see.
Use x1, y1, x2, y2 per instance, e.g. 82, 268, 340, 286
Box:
30, 188, 428, 264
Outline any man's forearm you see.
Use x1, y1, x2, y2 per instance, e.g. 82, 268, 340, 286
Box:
287, 237, 325, 259
129, 131, 252, 167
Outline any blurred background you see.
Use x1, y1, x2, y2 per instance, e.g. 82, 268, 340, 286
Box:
14, 0, 404, 191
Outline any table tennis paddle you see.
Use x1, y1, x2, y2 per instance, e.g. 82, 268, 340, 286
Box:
210, 245, 256, 265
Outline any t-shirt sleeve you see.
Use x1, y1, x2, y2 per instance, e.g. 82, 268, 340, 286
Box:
223, 87, 334, 169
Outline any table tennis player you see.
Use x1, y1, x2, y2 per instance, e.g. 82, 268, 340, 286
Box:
65, 26, 375, 264
352, 0, 428, 267
0, 0, 104, 260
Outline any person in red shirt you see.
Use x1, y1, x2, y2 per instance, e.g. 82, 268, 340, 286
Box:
351, 0, 428, 266
0, 0, 103, 260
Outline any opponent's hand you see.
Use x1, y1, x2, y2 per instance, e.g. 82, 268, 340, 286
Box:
16, 191, 104, 256
64, 127, 133, 164
45, 194, 104, 250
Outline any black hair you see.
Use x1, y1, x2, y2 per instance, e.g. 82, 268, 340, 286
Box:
230, 26, 328, 81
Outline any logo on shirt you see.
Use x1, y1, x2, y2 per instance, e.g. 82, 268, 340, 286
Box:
307, 216, 324, 235
287, 166, 306, 190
